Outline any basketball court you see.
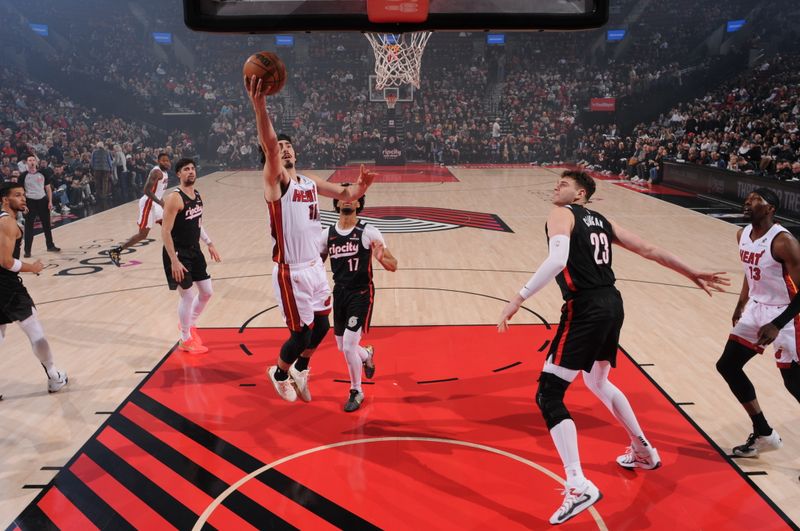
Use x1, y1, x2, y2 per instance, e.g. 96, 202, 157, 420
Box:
2, 166, 798, 529
2, 0, 799, 528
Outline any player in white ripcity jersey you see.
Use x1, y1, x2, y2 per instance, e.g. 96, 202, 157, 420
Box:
716, 188, 800, 457
108, 152, 172, 266
246, 75, 376, 403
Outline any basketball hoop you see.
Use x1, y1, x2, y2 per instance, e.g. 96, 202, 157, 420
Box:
386, 93, 398, 110
365, 32, 432, 90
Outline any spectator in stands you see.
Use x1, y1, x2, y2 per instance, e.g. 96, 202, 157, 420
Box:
709, 151, 726, 169
112, 144, 130, 201
51, 164, 70, 214
91, 141, 113, 199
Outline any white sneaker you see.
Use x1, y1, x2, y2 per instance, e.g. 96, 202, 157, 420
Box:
289, 365, 311, 402
47, 370, 68, 393
616, 445, 661, 470
267, 366, 297, 402
733, 430, 783, 457
549, 480, 602, 525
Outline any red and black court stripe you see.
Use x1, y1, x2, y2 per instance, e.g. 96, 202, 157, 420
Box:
9, 388, 380, 531
361, 206, 513, 233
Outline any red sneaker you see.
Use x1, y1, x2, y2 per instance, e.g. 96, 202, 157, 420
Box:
178, 337, 208, 354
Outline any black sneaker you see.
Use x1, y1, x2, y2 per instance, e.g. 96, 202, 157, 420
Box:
109, 246, 122, 267
363, 345, 375, 379
47, 246, 61, 253
343, 389, 364, 412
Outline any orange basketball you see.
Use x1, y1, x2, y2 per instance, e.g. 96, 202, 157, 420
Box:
243, 51, 286, 96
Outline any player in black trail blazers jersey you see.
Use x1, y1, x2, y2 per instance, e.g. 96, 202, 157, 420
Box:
162, 158, 221, 354
320, 186, 397, 412
0, 182, 67, 395
498, 170, 729, 525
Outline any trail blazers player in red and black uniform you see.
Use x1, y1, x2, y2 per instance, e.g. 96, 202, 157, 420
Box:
321, 187, 397, 412
0, 182, 67, 396
498, 170, 728, 525
162, 158, 221, 354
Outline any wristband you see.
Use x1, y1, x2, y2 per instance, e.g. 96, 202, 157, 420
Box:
6, 259, 22, 273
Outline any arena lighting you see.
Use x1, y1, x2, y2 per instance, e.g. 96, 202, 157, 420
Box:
486, 33, 506, 45
275, 34, 294, 46
152, 32, 173, 44
29, 23, 48, 37
726, 19, 746, 32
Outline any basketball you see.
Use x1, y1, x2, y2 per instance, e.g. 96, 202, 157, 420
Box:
243, 51, 286, 96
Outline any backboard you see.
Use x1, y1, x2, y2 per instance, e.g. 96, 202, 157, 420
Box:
183, 0, 609, 33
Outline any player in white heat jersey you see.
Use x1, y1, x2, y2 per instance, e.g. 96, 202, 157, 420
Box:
247, 75, 376, 403
716, 188, 800, 458
108, 152, 172, 266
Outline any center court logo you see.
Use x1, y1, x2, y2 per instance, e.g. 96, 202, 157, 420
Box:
320, 206, 513, 234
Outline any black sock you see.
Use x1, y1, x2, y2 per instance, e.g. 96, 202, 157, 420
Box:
750, 412, 772, 436
294, 356, 309, 372
274, 367, 289, 381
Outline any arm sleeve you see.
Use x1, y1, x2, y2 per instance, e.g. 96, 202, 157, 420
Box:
771, 293, 800, 329
362, 224, 386, 249
519, 235, 570, 300
199, 226, 212, 245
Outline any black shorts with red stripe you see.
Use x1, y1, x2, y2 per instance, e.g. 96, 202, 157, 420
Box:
333, 285, 374, 336
547, 286, 624, 372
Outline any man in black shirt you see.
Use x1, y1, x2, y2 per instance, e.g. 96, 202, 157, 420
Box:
498, 170, 729, 525
320, 188, 398, 412
162, 158, 220, 354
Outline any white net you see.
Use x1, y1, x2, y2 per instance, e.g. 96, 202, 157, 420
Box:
365, 32, 432, 90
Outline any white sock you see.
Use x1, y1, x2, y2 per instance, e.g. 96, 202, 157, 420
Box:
550, 419, 586, 488
177, 287, 194, 341
18, 312, 58, 379
191, 279, 213, 326
342, 329, 364, 392
583, 361, 649, 451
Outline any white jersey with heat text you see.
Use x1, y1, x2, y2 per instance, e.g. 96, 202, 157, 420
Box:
267, 174, 321, 265
739, 223, 794, 306
150, 165, 169, 200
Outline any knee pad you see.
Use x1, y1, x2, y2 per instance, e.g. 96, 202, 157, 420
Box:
535, 372, 572, 430
279, 326, 311, 365
716, 340, 758, 403
307, 313, 330, 350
